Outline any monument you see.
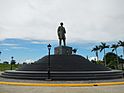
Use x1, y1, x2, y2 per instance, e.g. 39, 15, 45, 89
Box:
57, 22, 66, 46
1, 23, 123, 80
55, 22, 72, 55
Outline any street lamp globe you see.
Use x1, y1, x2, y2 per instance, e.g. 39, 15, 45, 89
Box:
11, 56, 14, 60
47, 44, 51, 50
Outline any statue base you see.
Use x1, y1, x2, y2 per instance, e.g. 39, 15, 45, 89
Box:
54, 46, 72, 55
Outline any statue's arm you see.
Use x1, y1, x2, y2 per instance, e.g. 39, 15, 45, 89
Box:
57, 27, 60, 33
64, 27, 66, 34
57, 27, 61, 37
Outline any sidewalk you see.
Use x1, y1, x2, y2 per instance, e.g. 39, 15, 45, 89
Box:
0, 84, 124, 93
0, 71, 124, 93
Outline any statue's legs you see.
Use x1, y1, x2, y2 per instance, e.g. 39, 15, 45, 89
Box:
63, 38, 66, 46
59, 39, 62, 46
59, 39, 66, 46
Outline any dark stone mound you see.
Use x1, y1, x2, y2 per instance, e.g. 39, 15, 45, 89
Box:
18, 55, 110, 71
1, 55, 123, 80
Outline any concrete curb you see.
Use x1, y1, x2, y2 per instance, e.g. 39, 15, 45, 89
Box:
0, 81, 124, 87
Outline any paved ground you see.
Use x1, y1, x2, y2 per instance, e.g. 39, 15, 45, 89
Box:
0, 85, 124, 93
0, 71, 124, 93
0, 77, 124, 84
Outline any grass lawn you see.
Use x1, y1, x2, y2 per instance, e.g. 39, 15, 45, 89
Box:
0, 63, 20, 71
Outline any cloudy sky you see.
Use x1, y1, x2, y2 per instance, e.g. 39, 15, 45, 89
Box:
0, 0, 124, 63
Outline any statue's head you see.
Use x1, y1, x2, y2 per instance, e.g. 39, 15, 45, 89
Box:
60, 22, 63, 26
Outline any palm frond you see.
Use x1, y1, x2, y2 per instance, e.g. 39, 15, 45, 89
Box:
118, 40, 124, 46
99, 42, 109, 52
112, 49, 114, 52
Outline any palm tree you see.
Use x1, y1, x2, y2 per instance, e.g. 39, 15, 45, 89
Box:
99, 42, 109, 66
91, 45, 100, 61
118, 40, 124, 58
111, 43, 119, 69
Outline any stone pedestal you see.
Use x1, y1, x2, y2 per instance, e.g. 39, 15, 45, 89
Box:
54, 46, 72, 55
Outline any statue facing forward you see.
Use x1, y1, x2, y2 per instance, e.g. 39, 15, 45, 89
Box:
57, 22, 66, 46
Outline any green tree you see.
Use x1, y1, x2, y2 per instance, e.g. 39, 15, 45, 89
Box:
104, 52, 124, 69
99, 42, 109, 66
3, 61, 9, 64
118, 40, 124, 57
91, 45, 100, 61
111, 44, 119, 69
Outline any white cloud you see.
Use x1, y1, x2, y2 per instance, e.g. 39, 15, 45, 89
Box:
3, 49, 10, 51
11, 46, 29, 49
0, 43, 18, 47
24, 59, 34, 63
89, 57, 97, 61
0, 0, 124, 42
31, 41, 49, 44
0, 42, 28, 49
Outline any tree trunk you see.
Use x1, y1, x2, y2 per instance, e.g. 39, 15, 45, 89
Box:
115, 49, 119, 69
123, 46, 124, 58
104, 49, 106, 66
96, 51, 99, 61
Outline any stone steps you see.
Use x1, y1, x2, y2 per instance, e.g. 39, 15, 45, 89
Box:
1, 70, 123, 80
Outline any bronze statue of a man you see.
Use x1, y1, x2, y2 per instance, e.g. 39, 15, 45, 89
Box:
57, 22, 66, 46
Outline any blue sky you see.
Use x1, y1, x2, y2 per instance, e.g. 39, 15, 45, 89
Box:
0, 0, 124, 63
0, 38, 123, 63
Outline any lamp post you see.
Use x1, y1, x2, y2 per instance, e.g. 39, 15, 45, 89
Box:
47, 44, 51, 80
120, 55, 123, 70
11, 56, 14, 70
0, 51, 1, 61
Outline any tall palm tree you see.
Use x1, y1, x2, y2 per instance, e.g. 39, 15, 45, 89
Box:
91, 45, 100, 61
99, 42, 109, 66
118, 40, 124, 58
111, 43, 119, 69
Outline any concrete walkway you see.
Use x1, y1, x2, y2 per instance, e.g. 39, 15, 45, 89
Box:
0, 71, 124, 93
0, 85, 124, 93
